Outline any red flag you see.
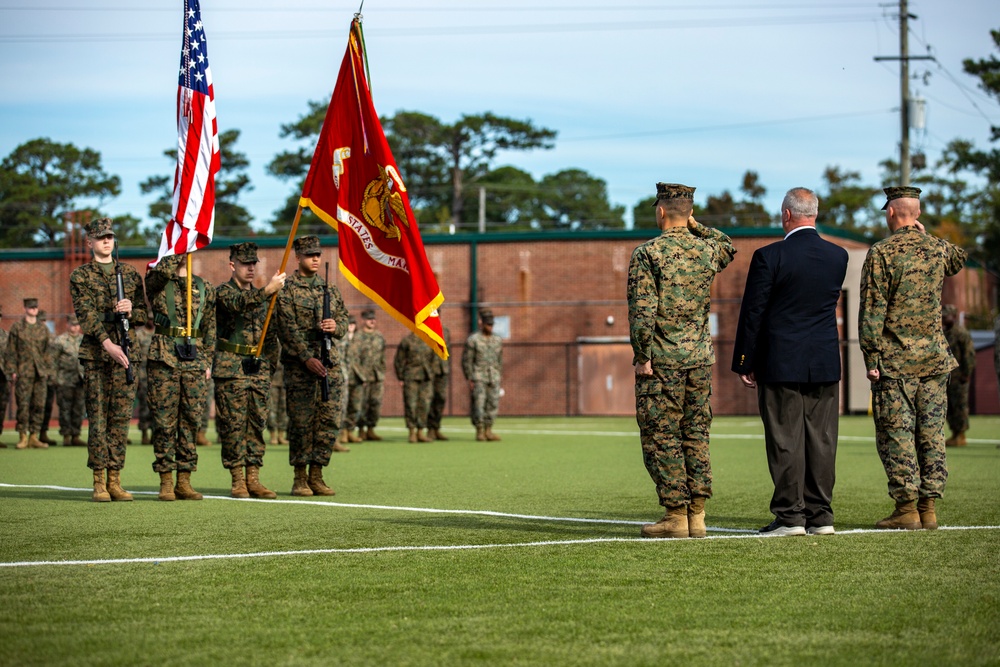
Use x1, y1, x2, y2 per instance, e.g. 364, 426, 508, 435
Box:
150, 0, 219, 268
300, 20, 447, 359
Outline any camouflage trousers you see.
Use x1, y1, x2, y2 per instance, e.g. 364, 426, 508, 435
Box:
427, 373, 448, 430
635, 365, 713, 508
57, 381, 86, 436
14, 371, 46, 434
148, 362, 209, 474
267, 375, 288, 432
41, 383, 56, 434
82, 359, 136, 471
285, 364, 343, 468
469, 379, 500, 428
215, 373, 270, 469
946, 377, 970, 434
136, 363, 152, 432
345, 379, 383, 429
402, 378, 433, 429
0, 372, 9, 436
201, 378, 214, 430
871, 373, 949, 501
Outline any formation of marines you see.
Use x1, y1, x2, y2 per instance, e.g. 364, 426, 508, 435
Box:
1, 183, 989, 531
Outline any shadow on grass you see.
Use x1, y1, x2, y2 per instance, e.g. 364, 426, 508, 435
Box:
366, 512, 636, 539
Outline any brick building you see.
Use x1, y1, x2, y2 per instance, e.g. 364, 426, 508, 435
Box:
1, 227, 997, 419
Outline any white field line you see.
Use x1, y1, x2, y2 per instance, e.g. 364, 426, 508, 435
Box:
2, 526, 999, 569
1, 482, 998, 568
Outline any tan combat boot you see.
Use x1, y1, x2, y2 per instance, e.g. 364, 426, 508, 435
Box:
484, 426, 501, 442
38, 431, 53, 445
475, 427, 486, 442
174, 471, 203, 500
230, 467, 250, 499
246, 466, 277, 499
954, 432, 967, 447
366, 428, 382, 441
63, 436, 72, 447
347, 429, 363, 444
278, 430, 288, 445
432, 429, 448, 441
917, 497, 938, 530
15, 432, 28, 449
141, 429, 150, 445
92, 469, 111, 503
875, 500, 921, 530
688, 497, 707, 538
641, 506, 689, 539
291, 465, 313, 497
417, 429, 433, 443
158, 471, 176, 501
195, 430, 211, 447
338, 429, 349, 444
408, 428, 418, 443
71, 435, 86, 447
27, 433, 47, 449
106, 470, 133, 501
269, 430, 279, 445
307, 464, 335, 496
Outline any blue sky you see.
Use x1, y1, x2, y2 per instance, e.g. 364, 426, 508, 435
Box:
1, 1, 997, 233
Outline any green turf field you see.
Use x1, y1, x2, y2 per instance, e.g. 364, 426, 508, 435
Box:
2, 415, 999, 666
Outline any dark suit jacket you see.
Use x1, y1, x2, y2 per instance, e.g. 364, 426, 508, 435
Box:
731, 228, 848, 384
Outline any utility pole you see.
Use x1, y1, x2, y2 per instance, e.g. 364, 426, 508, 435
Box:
874, 0, 934, 185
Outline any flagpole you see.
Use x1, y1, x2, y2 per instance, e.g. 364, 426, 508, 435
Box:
253, 205, 305, 359
186, 253, 193, 336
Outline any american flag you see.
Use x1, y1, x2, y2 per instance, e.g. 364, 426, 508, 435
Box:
150, 0, 219, 267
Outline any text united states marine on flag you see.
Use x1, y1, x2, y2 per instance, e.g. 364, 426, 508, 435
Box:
299, 19, 448, 360
151, 0, 220, 267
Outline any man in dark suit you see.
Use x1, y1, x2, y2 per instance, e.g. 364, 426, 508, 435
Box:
732, 187, 849, 537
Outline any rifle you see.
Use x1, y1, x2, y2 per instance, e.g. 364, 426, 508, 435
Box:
113, 240, 135, 385
319, 262, 334, 402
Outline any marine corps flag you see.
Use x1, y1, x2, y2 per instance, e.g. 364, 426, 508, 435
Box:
300, 18, 448, 360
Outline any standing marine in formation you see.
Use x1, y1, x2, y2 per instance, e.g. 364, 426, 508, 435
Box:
275, 236, 349, 496
69, 217, 147, 501
145, 252, 217, 501
462, 308, 503, 442
394, 330, 436, 443
213, 242, 285, 499
53, 316, 86, 447
6, 298, 50, 450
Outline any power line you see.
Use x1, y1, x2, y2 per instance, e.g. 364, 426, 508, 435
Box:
0, 14, 884, 43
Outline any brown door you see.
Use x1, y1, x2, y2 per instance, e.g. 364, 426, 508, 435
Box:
578, 342, 635, 415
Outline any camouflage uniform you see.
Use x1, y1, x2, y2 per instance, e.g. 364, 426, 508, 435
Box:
39, 322, 58, 442
276, 262, 348, 469
859, 216, 966, 502
394, 332, 435, 430
346, 320, 386, 433
144, 254, 216, 474
267, 361, 288, 435
6, 306, 51, 437
427, 325, 451, 433
134, 323, 154, 438
462, 317, 503, 431
335, 318, 355, 428
70, 255, 147, 471
213, 273, 279, 471
943, 308, 975, 438
627, 188, 735, 510
53, 327, 85, 440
